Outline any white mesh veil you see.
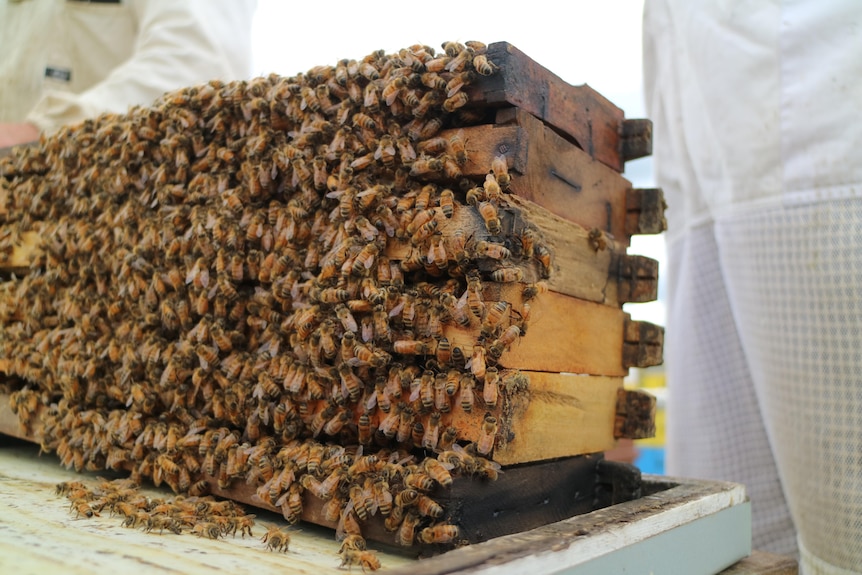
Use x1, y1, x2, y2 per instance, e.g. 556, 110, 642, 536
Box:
644, 1, 862, 572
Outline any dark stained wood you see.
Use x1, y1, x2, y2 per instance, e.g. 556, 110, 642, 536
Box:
467, 42, 626, 172
620, 118, 653, 163
384, 477, 747, 575
614, 388, 657, 440
491, 108, 632, 246
614, 252, 660, 304
595, 459, 643, 507
625, 187, 668, 236
622, 316, 665, 369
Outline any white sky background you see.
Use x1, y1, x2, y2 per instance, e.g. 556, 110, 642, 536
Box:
250, 0, 665, 326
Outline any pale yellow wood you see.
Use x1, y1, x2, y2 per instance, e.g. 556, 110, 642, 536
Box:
0, 231, 40, 269
443, 287, 627, 377
0, 371, 623, 471
0, 442, 414, 575
490, 372, 621, 465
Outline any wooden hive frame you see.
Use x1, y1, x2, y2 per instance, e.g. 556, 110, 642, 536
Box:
0, 41, 662, 550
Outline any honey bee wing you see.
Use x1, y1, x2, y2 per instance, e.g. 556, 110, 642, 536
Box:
364, 392, 378, 411
336, 499, 355, 541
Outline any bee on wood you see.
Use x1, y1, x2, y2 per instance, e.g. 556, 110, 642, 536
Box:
261, 525, 291, 552
398, 511, 420, 547
483, 366, 500, 407
422, 456, 453, 487
473, 53, 499, 76
489, 324, 522, 360
477, 413, 498, 456
192, 522, 223, 540
490, 267, 524, 283
339, 549, 381, 572
419, 523, 460, 544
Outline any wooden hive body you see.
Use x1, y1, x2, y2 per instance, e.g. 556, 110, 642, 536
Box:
0, 41, 663, 552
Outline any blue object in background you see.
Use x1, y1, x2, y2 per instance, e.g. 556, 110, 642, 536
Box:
636, 446, 665, 475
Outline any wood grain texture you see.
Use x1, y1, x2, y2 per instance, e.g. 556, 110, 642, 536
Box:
382, 476, 749, 575
466, 42, 627, 173
0, 372, 626, 470
443, 108, 633, 246
0, 439, 413, 575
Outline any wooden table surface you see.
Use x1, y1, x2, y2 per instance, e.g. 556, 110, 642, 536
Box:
0, 435, 794, 574
0, 438, 414, 575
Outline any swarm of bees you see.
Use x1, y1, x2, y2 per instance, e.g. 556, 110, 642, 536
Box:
56, 478, 256, 539
1, 39, 552, 561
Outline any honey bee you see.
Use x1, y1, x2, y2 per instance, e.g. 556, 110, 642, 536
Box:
393, 339, 429, 355
490, 154, 511, 190
409, 156, 443, 177
339, 533, 367, 554
279, 483, 303, 524
404, 471, 435, 492
475, 240, 510, 261
396, 404, 415, 444
382, 75, 407, 106
477, 413, 498, 456
398, 511, 420, 546
459, 375, 475, 412
490, 267, 524, 283
339, 550, 381, 572
416, 494, 444, 519
490, 325, 521, 360
73, 500, 99, 519
323, 409, 351, 437
261, 525, 291, 553
351, 242, 380, 276
338, 364, 363, 402
352, 112, 379, 131
193, 522, 223, 540
395, 136, 417, 165
442, 92, 469, 112
419, 523, 460, 545
588, 227, 608, 252
188, 480, 210, 497
473, 53, 499, 76
534, 244, 552, 278
227, 514, 256, 538
476, 201, 501, 235
418, 117, 444, 141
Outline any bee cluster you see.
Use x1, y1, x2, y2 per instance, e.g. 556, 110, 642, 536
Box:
1, 39, 551, 554
56, 478, 256, 539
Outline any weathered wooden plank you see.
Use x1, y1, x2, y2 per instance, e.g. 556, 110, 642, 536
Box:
488, 372, 623, 464
622, 316, 665, 369
467, 42, 627, 172
383, 477, 749, 575
440, 286, 628, 377
0, 371, 630, 470
0, 442, 754, 575
0, 439, 413, 574
625, 187, 667, 236
614, 252, 659, 304
614, 388, 657, 440
620, 119, 653, 163
439, 108, 633, 246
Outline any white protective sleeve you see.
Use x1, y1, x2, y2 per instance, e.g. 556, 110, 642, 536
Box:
644, 1, 862, 572
2, 0, 257, 133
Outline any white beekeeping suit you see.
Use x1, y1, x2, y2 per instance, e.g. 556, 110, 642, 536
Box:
644, 1, 862, 573
0, 0, 257, 135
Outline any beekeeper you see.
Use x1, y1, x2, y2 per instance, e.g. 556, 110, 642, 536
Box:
0, 0, 257, 147
644, 1, 862, 573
